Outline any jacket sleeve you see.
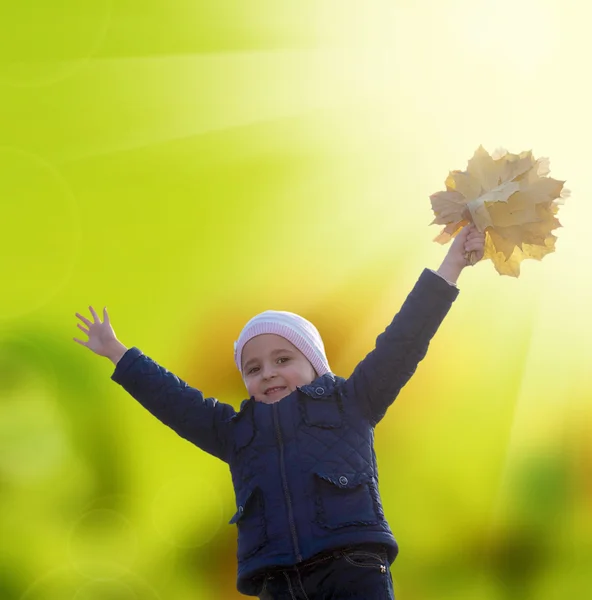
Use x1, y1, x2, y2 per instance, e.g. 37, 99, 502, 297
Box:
111, 347, 236, 462
344, 268, 460, 426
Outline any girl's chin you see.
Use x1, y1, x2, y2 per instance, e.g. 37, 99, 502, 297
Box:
257, 396, 280, 404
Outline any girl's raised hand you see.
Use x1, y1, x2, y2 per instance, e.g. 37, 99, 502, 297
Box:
73, 306, 119, 358
448, 224, 486, 267
436, 223, 487, 284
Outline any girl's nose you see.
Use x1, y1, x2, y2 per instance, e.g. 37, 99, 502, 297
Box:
262, 364, 277, 379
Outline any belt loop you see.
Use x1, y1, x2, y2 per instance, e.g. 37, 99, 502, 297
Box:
295, 566, 310, 600
283, 571, 298, 600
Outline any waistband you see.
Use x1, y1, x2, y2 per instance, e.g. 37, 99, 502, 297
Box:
257, 542, 389, 578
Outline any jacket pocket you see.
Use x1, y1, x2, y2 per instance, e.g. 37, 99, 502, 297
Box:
340, 547, 389, 571
314, 471, 381, 529
299, 395, 342, 428
229, 484, 267, 559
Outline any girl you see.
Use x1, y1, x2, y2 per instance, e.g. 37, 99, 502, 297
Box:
74, 224, 485, 599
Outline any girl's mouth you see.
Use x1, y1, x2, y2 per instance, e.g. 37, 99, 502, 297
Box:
265, 386, 287, 395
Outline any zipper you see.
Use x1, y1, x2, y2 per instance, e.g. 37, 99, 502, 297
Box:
272, 403, 302, 562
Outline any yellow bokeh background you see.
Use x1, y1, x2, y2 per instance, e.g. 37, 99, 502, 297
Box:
1, 1, 591, 598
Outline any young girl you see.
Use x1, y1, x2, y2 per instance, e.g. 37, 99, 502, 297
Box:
74, 225, 485, 599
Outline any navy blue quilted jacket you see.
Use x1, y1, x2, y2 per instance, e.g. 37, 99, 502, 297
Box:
111, 268, 459, 595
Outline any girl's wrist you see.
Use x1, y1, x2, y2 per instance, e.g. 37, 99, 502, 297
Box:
436, 257, 464, 284
106, 340, 127, 365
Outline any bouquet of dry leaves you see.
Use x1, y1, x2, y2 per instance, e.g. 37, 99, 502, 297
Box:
430, 146, 569, 276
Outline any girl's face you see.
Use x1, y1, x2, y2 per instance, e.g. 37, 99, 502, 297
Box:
241, 334, 317, 404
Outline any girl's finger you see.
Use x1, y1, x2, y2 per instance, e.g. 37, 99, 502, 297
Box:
465, 241, 484, 252
461, 226, 473, 240
467, 232, 485, 242
76, 312, 92, 327
77, 323, 89, 335
103, 307, 109, 324
73, 338, 87, 346
89, 306, 100, 323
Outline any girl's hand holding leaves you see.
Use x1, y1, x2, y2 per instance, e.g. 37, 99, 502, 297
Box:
430, 146, 569, 277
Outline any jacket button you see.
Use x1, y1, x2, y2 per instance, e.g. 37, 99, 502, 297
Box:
339, 476, 348, 486
315, 387, 325, 395
239, 506, 244, 514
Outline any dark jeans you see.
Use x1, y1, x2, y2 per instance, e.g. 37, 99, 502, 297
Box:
257, 544, 395, 599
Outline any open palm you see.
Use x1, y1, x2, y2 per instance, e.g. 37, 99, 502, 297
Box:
73, 306, 118, 357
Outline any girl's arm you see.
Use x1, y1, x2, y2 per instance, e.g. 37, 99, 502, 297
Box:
74, 307, 235, 462
344, 267, 459, 425
110, 345, 235, 462
343, 225, 484, 425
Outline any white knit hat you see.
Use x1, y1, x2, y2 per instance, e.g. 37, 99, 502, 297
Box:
234, 310, 331, 377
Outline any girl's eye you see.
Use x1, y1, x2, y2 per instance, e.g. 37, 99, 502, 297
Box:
247, 366, 259, 375
277, 357, 290, 364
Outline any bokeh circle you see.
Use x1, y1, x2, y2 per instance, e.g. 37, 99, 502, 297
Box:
19, 565, 161, 600
67, 495, 139, 579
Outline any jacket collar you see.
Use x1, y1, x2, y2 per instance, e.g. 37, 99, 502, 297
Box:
297, 372, 337, 397
238, 372, 337, 412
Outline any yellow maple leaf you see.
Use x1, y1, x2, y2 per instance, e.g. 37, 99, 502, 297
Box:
429, 146, 568, 277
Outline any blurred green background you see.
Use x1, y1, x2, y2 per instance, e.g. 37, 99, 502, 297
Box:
1, 1, 591, 598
